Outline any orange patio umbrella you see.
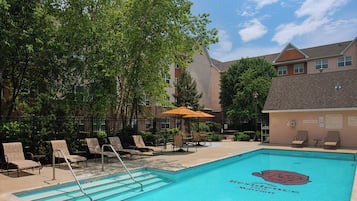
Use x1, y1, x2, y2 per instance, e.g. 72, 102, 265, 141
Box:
162, 106, 197, 116
183, 111, 214, 118
162, 106, 196, 136
184, 111, 214, 134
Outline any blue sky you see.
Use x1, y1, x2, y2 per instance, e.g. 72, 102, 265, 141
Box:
191, 0, 357, 61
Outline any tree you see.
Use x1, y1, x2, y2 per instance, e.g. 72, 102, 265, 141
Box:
0, 0, 60, 119
220, 58, 277, 129
100, 0, 217, 126
174, 69, 202, 110
0, 0, 218, 127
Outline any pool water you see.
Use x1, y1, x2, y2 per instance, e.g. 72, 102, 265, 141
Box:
16, 149, 357, 201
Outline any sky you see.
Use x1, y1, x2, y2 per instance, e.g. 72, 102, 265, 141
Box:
190, 0, 357, 62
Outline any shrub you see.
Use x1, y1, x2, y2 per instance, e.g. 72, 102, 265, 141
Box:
234, 132, 250, 141
209, 132, 222, 141
244, 131, 256, 140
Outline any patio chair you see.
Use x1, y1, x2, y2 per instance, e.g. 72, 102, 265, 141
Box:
291, 130, 308, 147
132, 135, 162, 154
323, 131, 340, 149
108, 136, 141, 158
50, 140, 87, 166
85, 138, 117, 160
2, 142, 41, 177
173, 134, 183, 152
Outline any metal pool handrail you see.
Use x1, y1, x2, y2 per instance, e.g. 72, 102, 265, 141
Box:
52, 149, 93, 201
101, 144, 143, 191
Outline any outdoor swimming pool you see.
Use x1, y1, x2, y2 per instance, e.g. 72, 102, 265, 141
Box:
16, 149, 357, 201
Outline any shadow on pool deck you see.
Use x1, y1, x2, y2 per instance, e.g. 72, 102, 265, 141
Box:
0, 141, 356, 201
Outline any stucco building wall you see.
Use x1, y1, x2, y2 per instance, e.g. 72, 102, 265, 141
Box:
269, 110, 357, 148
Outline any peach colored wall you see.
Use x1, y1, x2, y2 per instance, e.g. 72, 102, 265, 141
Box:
189, 50, 212, 109
269, 110, 357, 148
210, 67, 221, 112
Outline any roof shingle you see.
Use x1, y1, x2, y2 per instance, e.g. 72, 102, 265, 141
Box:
263, 69, 357, 112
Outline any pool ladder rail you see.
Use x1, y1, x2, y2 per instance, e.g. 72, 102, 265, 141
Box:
52, 145, 143, 201
52, 149, 93, 201
101, 144, 144, 191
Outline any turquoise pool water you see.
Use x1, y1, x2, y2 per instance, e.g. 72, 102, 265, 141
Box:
16, 149, 357, 201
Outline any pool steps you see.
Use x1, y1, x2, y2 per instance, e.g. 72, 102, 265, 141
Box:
18, 170, 172, 201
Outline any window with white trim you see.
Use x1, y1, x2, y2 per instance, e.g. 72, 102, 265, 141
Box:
161, 119, 170, 129
315, 59, 328, 70
164, 74, 170, 84
338, 56, 352, 67
145, 119, 151, 129
293, 63, 304, 74
144, 95, 150, 106
277, 66, 287, 76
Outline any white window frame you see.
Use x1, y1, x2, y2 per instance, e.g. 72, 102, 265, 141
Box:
338, 56, 352, 67
161, 119, 170, 129
293, 63, 304, 74
315, 59, 328, 70
144, 95, 150, 106
164, 74, 170, 84
145, 119, 151, 129
277, 66, 287, 76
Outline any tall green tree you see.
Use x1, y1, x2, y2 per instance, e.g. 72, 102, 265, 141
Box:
220, 58, 277, 128
174, 69, 202, 110
0, 0, 59, 118
101, 0, 217, 126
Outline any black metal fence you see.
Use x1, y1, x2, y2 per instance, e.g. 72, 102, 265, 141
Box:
0, 115, 161, 166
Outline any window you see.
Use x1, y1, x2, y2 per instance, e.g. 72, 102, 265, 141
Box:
161, 119, 170, 129
293, 63, 304, 74
315, 59, 328, 70
145, 119, 151, 129
277, 66, 287, 76
338, 56, 352, 67
164, 74, 170, 84
144, 95, 150, 106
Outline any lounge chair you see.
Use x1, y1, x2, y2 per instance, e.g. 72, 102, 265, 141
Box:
173, 134, 185, 152
132, 135, 162, 154
291, 130, 308, 147
85, 138, 117, 160
50, 140, 87, 166
323, 131, 340, 149
108, 136, 141, 158
2, 142, 41, 177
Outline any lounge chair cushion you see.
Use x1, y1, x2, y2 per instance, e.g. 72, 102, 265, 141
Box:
292, 140, 304, 145
324, 142, 338, 146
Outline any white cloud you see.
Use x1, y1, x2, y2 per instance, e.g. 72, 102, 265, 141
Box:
210, 45, 282, 62
296, 0, 348, 19
253, 0, 279, 9
298, 18, 357, 48
272, 0, 349, 45
215, 30, 233, 52
239, 19, 267, 42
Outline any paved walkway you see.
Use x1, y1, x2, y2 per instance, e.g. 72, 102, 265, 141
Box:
0, 141, 356, 201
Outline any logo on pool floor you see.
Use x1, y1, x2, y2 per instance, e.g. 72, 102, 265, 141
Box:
252, 170, 310, 185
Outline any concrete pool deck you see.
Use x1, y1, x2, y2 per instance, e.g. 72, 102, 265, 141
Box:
0, 141, 356, 201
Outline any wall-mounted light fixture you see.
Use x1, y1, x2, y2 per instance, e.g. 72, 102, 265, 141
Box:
289, 120, 296, 128
335, 82, 342, 90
